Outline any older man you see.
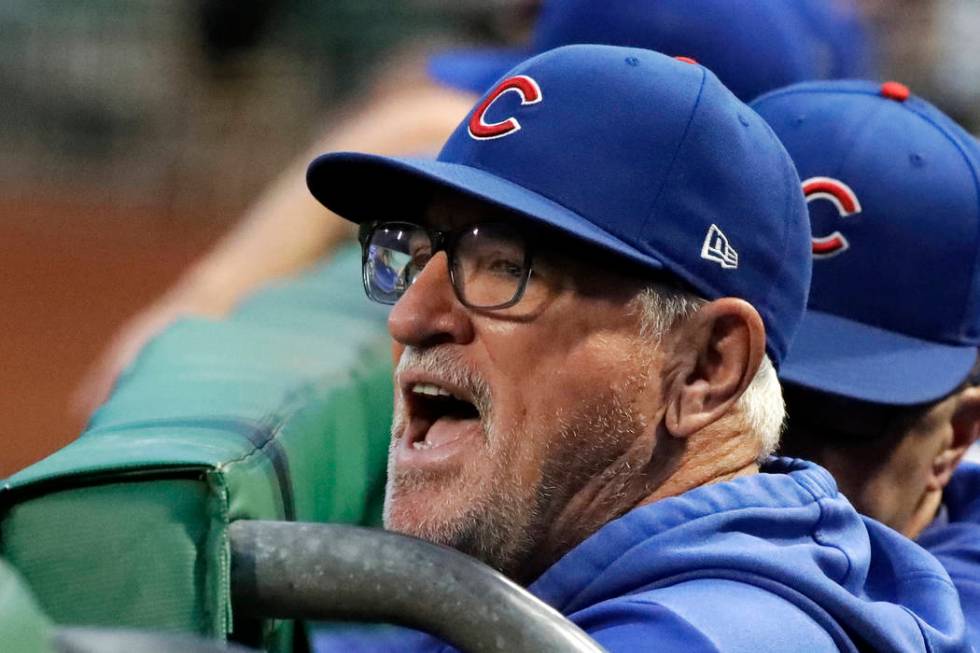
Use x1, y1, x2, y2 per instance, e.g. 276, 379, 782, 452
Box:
307, 45, 968, 652
751, 79, 980, 648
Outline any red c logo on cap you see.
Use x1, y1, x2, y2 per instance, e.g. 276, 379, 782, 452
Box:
802, 177, 862, 258
468, 75, 542, 141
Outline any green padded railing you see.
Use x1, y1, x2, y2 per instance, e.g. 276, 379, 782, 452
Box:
0, 244, 394, 651
0, 558, 54, 653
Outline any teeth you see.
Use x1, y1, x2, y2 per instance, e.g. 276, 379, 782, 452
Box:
411, 383, 454, 398
412, 440, 433, 450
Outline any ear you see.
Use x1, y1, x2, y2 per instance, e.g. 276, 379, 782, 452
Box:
931, 385, 980, 490
663, 298, 766, 439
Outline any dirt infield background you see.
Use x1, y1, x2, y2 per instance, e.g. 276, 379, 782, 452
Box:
1, 199, 220, 477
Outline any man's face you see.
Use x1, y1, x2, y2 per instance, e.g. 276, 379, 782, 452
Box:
783, 386, 962, 536
382, 194, 662, 576
840, 394, 961, 535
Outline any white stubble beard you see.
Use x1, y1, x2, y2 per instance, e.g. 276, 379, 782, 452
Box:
382, 346, 648, 577
382, 347, 537, 573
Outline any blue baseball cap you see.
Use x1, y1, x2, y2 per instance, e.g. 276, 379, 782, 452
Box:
751, 80, 980, 405
428, 0, 876, 101
308, 45, 811, 367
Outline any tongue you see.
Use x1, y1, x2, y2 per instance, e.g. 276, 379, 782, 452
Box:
425, 415, 479, 448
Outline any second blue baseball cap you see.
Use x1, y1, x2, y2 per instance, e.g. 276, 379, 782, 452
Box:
428, 0, 877, 101
308, 45, 812, 367
752, 80, 980, 405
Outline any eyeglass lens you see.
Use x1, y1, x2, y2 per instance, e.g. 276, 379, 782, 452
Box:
364, 222, 529, 308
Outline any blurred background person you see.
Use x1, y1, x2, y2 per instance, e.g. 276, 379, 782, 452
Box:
70, 0, 878, 422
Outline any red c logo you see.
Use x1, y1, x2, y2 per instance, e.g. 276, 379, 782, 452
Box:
802, 176, 862, 258
468, 75, 542, 141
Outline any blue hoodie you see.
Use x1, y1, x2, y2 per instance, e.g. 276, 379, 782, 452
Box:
919, 462, 980, 650
313, 458, 968, 652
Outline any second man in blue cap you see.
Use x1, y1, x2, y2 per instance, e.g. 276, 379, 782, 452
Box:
753, 78, 980, 649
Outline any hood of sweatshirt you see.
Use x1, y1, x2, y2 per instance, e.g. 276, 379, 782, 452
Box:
529, 457, 968, 652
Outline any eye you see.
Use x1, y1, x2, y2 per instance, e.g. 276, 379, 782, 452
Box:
485, 253, 525, 279
408, 247, 430, 271
407, 234, 433, 270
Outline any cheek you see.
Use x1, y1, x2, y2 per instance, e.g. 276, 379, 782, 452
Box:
489, 328, 653, 452
475, 293, 653, 456
529, 334, 650, 411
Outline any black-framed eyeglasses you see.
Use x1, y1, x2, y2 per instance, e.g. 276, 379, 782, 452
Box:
359, 221, 535, 309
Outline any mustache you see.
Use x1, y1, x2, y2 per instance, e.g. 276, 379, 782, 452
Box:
395, 347, 493, 420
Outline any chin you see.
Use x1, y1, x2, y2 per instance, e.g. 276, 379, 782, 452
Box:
385, 475, 540, 578
385, 475, 475, 536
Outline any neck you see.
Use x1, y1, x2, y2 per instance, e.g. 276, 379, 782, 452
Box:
515, 421, 760, 585
903, 485, 943, 539
640, 422, 760, 504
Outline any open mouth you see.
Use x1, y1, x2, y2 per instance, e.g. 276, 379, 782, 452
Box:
405, 382, 482, 451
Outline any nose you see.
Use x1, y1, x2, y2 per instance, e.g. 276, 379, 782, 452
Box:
388, 251, 475, 348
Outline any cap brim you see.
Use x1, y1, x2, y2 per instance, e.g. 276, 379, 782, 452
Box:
780, 309, 977, 405
307, 151, 667, 276
427, 48, 531, 95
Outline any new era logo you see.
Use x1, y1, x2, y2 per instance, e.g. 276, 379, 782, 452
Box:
701, 224, 738, 269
